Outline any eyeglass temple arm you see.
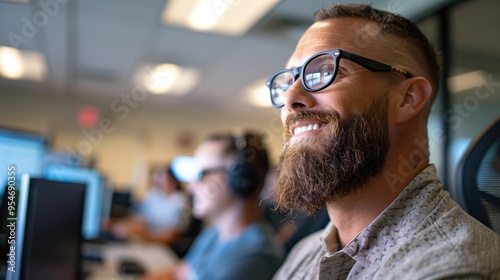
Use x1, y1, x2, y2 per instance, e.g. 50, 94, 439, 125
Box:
341, 51, 413, 78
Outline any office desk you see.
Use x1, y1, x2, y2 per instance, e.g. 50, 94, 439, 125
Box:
83, 241, 178, 280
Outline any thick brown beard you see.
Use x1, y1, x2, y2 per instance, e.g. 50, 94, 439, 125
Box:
272, 94, 390, 215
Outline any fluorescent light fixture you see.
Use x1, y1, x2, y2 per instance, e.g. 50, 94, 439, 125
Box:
448, 70, 486, 93
0, 46, 47, 81
134, 63, 201, 95
143, 63, 181, 94
162, 0, 282, 36
245, 78, 273, 107
188, 0, 227, 30
0, 0, 30, 3
0, 46, 23, 79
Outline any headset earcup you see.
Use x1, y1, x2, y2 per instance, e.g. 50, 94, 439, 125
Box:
228, 156, 258, 197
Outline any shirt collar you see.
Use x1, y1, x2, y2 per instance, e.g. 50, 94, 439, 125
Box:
318, 165, 442, 268
319, 221, 339, 254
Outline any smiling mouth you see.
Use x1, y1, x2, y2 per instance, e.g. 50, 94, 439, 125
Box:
292, 122, 326, 136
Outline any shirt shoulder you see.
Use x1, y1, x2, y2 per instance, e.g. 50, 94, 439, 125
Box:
274, 230, 324, 280
187, 223, 285, 280
184, 226, 218, 263
377, 200, 500, 279
234, 222, 285, 262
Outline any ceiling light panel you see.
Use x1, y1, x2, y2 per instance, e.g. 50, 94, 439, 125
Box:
134, 63, 201, 95
244, 78, 272, 108
0, 46, 46, 81
448, 70, 486, 93
162, 0, 282, 36
0, 0, 30, 3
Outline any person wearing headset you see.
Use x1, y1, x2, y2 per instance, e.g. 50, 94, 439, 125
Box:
141, 131, 284, 280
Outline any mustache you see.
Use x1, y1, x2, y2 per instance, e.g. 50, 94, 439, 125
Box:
285, 109, 339, 127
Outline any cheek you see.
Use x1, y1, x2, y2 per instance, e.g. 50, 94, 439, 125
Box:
328, 77, 385, 115
387, 93, 400, 123
191, 189, 213, 217
331, 91, 364, 116
193, 181, 226, 206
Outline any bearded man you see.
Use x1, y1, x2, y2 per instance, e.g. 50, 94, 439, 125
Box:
266, 4, 500, 279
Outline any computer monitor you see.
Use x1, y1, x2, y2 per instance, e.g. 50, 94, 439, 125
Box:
0, 128, 46, 197
44, 164, 103, 241
23, 177, 86, 280
0, 175, 86, 280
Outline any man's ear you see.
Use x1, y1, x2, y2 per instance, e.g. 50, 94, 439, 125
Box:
394, 77, 432, 123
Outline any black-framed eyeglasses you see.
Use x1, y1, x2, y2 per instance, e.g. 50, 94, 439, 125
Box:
197, 167, 227, 182
266, 49, 414, 108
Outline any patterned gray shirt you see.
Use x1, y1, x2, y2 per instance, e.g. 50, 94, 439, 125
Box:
274, 165, 500, 279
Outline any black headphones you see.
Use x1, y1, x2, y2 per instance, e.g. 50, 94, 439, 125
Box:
227, 134, 260, 198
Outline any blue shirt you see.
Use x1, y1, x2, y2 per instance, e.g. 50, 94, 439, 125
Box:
138, 188, 189, 232
185, 221, 284, 280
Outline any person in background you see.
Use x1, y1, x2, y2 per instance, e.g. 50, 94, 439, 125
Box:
141, 131, 284, 280
111, 165, 191, 247
266, 3, 500, 279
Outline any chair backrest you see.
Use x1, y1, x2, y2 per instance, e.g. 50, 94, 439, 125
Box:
456, 117, 500, 234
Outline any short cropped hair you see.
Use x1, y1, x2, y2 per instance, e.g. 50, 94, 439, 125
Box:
314, 4, 441, 103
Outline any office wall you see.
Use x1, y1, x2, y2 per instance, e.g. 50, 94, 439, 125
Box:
416, 0, 500, 195
1, 0, 498, 199
0, 87, 284, 197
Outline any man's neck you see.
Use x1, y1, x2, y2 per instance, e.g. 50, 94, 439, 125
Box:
327, 155, 429, 248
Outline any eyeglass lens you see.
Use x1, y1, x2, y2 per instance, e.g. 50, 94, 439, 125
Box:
304, 54, 336, 89
270, 53, 337, 107
198, 167, 226, 182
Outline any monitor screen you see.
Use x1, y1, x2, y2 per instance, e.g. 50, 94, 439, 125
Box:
0, 129, 46, 197
20, 177, 85, 280
44, 164, 103, 240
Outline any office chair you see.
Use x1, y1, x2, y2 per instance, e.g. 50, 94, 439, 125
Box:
456, 116, 500, 234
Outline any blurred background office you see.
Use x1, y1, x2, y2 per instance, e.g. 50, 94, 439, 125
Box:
0, 2, 499, 270
0, 0, 499, 278
0, 0, 499, 199
106, 164, 198, 257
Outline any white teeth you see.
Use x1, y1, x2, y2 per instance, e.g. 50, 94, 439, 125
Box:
293, 123, 321, 135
